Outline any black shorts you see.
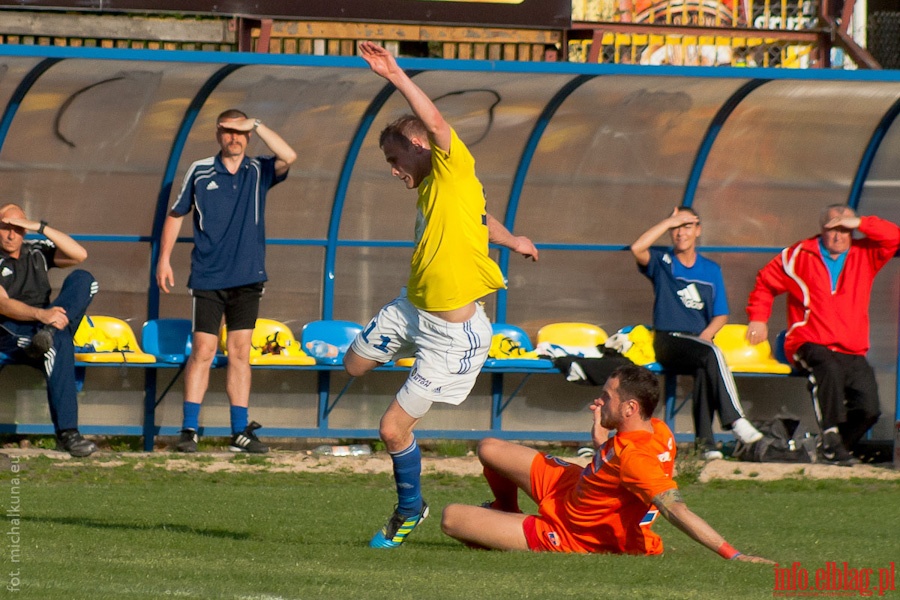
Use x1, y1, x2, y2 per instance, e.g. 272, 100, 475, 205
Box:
191, 283, 264, 335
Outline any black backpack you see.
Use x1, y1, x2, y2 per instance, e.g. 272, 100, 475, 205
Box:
732, 418, 818, 463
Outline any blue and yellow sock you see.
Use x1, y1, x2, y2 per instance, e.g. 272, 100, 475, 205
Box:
391, 438, 423, 516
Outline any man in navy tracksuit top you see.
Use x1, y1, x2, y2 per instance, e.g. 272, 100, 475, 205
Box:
0, 203, 98, 457
631, 206, 763, 459
156, 109, 296, 453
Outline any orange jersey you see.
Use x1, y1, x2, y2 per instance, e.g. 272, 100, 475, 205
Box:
527, 418, 677, 554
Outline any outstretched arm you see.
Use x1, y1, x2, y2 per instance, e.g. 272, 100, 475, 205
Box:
630, 207, 698, 266
653, 489, 773, 564
359, 41, 451, 151
486, 214, 538, 262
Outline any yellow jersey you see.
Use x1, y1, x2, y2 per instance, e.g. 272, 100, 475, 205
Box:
407, 128, 506, 312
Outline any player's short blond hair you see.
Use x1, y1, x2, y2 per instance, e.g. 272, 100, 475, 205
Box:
379, 114, 428, 149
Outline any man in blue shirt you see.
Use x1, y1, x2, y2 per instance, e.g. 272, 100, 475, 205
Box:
156, 109, 297, 453
631, 207, 762, 459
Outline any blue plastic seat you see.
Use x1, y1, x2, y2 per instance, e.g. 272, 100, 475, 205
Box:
142, 318, 227, 366
484, 323, 554, 370
300, 320, 362, 366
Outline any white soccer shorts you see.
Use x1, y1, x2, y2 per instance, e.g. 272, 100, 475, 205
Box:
350, 295, 491, 418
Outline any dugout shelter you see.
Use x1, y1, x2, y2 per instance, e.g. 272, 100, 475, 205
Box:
1, 45, 899, 449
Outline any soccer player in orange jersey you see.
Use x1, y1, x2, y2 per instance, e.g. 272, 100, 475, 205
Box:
441, 364, 772, 561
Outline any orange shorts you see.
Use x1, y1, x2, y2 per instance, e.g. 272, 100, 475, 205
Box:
523, 453, 584, 552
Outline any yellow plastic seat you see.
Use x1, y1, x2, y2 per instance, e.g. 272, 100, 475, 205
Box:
536, 322, 609, 349
713, 324, 791, 374
73, 316, 156, 363
221, 318, 315, 366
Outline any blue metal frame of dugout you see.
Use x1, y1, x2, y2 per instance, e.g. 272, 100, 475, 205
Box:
1, 45, 898, 450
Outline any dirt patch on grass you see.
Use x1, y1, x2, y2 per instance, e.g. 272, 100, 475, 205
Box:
2, 447, 898, 480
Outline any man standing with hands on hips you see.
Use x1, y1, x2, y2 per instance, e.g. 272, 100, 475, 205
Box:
157, 109, 297, 454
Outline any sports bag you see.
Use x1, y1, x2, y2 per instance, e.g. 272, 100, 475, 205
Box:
732, 418, 817, 463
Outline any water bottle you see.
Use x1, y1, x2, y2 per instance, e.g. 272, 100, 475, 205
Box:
306, 340, 338, 358
313, 444, 372, 457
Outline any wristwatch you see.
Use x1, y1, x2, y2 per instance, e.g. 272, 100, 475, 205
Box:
38, 220, 48, 235
253, 119, 262, 130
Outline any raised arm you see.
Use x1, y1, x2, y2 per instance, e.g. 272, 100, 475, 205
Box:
359, 41, 451, 151
486, 214, 538, 262
256, 122, 297, 177
630, 207, 698, 266
219, 118, 297, 177
1, 215, 87, 268
653, 489, 772, 564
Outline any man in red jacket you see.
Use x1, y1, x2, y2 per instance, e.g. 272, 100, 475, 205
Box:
745, 205, 900, 466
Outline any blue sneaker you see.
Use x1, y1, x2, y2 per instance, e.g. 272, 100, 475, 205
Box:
369, 502, 429, 549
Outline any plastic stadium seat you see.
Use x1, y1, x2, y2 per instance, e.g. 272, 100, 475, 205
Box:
300, 320, 363, 366
713, 324, 791, 374
73, 315, 156, 363
142, 318, 227, 366
220, 318, 316, 366
774, 329, 790, 365
484, 323, 554, 369
536, 322, 608, 353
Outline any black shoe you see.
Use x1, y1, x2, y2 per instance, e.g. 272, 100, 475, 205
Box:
56, 429, 97, 457
229, 421, 269, 454
176, 429, 198, 453
25, 326, 55, 359
818, 431, 859, 467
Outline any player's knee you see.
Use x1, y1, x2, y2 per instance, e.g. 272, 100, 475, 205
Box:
440, 504, 464, 536
187, 343, 218, 365
378, 422, 406, 448
477, 437, 503, 460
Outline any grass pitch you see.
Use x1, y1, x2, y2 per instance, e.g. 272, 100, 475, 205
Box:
0, 452, 897, 600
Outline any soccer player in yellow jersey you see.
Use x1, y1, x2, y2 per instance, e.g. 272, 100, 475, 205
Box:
347, 41, 539, 549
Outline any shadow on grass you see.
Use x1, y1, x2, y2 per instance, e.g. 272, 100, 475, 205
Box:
23, 515, 251, 540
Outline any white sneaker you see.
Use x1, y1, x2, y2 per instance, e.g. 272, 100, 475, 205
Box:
732, 418, 764, 444
702, 449, 724, 460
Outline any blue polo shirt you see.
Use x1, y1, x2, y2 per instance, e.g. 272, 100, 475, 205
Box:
171, 153, 286, 290
639, 247, 728, 335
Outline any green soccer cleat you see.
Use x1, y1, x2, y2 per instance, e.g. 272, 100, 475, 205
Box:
369, 502, 429, 549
